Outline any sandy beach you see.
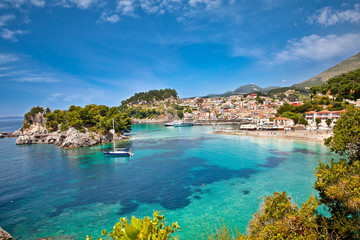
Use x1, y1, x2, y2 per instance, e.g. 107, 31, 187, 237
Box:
214, 128, 333, 143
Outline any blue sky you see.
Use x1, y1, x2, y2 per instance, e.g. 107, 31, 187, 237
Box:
0, 0, 360, 116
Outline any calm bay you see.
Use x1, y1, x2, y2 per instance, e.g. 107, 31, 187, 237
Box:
0, 123, 331, 239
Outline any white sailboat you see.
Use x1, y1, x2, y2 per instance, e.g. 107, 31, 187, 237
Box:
104, 119, 133, 157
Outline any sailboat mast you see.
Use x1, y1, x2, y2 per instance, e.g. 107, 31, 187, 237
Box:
113, 118, 115, 151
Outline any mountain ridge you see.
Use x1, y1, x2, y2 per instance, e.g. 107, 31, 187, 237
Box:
294, 52, 360, 88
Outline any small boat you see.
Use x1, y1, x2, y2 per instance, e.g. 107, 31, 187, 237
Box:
104, 148, 133, 157
104, 119, 134, 157
165, 121, 193, 127
164, 121, 176, 127
174, 121, 193, 127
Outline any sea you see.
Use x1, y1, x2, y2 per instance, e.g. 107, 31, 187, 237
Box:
0, 122, 332, 239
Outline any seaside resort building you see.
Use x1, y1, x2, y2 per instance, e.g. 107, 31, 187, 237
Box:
274, 117, 294, 128
305, 110, 344, 127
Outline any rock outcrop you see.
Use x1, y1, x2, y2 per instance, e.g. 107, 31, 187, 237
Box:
16, 127, 127, 149
15, 112, 128, 149
0, 227, 13, 240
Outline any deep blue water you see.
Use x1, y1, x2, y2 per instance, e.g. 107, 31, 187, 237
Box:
0, 124, 331, 239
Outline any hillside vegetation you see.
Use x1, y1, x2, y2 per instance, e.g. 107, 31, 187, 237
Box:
121, 89, 178, 106
119, 89, 184, 120
295, 52, 360, 88
310, 68, 360, 101
23, 105, 132, 134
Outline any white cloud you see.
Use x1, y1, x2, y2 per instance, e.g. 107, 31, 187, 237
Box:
273, 33, 360, 63
309, 5, 360, 26
0, 14, 16, 26
46, 93, 63, 102
1, 28, 27, 41
140, 0, 160, 14
61, 88, 104, 102
116, 0, 137, 16
59, 0, 97, 9
0, 54, 20, 64
30, 0, 45, 7
98, 12, 121, 23
15, 77, 61, 82
189, 0, 222, 10
2, 0, 45, 8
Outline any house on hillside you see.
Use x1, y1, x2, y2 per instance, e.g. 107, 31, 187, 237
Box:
274, 117, 294, 128
305, 110, 345, 127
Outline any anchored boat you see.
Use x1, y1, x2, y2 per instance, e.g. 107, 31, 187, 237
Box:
104, 119, 134, 157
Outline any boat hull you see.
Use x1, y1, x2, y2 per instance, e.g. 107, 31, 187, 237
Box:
104, 151, 132, 156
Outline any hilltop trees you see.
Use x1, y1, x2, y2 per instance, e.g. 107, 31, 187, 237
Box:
23, 104, 132, 134
310, 68, 360, 101
121, 89, 178, 106
119, 89, 181, 120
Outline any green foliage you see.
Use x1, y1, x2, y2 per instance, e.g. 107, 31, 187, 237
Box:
276, 102, 323, 116
207, 221, 237, 240
314, 159, 360, 239
28, 104, 132, 134
263, 87, 310, 97
314, 105, 360, 239
255, 96, 264, 104
310, 68, 360, 100
24, 106, 45, 124
324, 105, 360, 160
121, 89, 178, 106
122, 107, 162, 119
239, 192, 321, 240
89, 211, 180, 240
176, 110, 184, 119
326, 118, 332, 127
279, 111, 307, 125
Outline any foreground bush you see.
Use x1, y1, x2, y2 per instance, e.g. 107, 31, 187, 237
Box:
86, 211, 180, 240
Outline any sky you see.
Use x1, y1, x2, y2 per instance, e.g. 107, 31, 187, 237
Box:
0, 0, 360, 116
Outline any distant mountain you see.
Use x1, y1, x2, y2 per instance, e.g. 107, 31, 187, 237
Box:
294, 52, 360, 88
200, 84, 281, 98
0, 116, 23, 120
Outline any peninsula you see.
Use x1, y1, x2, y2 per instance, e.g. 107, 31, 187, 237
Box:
15, 105, 131, 149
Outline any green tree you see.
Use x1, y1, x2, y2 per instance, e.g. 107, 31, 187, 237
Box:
315, 118, 321, 129
177, 110, 184, 119
324, 105, 360, 160
238, 192, 322, 240
314, 105, 360, 239
326, 118, 332, 128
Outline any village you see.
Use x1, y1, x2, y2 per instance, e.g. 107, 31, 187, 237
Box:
177, 91, 360, 130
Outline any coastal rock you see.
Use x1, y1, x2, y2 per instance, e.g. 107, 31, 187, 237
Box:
16, 126, 127, 149
16, 135, 37, 144
0, 227, 13, 240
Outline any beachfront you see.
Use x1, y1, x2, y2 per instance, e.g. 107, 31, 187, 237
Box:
214, 128, 332, 143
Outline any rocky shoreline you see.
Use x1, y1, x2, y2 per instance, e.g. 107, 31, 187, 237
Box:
13, 123, 128, 149
0, 227, 13, 240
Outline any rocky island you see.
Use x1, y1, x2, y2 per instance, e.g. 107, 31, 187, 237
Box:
15, 105, 132, 149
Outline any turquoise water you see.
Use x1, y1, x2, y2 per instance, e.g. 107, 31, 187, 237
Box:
0, 124, 332, 239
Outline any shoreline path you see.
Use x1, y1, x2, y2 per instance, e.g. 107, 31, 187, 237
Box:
214, 129, 332, 143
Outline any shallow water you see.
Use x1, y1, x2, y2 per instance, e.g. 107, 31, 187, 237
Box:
0, 124, 331, 239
